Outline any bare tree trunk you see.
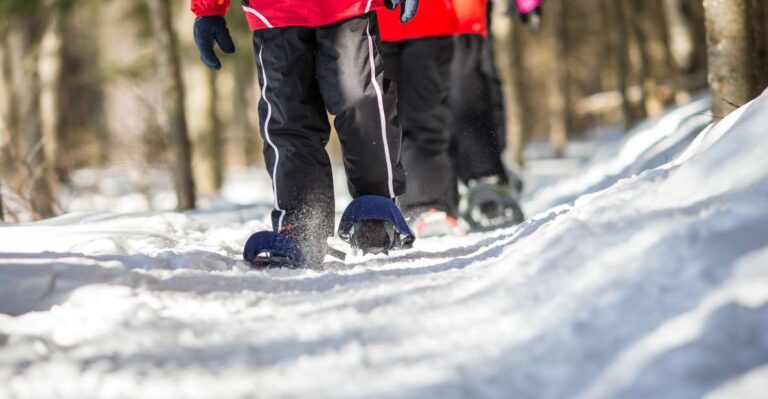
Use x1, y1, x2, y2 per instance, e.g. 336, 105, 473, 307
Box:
197, 69, 224, 194
747, 0, 768, 91
147, 0, 196, 210
509, 18, 530, 166
0, 31, 8, 222
629, 0, 662, 119
39, 13, 63, 183
232, 55, 260, 166
59, 4, 110, 173
610, 0, 632, 130
681, 0, 709, 73
662, 0, 698, 104
492, 8, 524, 167
547, 0, 570, 157
663, 0, 696, 72
704, 0, 765, 118
4, 22, 57, 219
0, 29, 13, 222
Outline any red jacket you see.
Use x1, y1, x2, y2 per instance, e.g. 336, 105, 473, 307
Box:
191, 0, 387, 31
377, 0, 487, 42
453, 0, 487, 36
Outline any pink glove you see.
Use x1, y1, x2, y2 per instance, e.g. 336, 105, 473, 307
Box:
515, 0, 542, 15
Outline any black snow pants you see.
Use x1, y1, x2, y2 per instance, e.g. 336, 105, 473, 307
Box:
252, 13, 406, 254
449, 32, 509, 185
382, 36, 456, 216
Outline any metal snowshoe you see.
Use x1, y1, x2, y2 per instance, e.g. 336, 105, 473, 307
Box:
463, 182, 525, 232
338, 195, 415, 255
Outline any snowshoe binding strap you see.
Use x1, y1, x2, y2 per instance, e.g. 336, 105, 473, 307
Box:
243, 231, 307, 268
325, 245, 347, 262
338, 195, 415, 253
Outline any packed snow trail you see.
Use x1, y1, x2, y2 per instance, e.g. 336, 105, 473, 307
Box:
2, 91, 768, 398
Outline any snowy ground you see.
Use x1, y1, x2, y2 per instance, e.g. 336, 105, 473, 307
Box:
2, 91, 768, 399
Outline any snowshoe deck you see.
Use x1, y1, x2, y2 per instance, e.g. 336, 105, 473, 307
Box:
248, 255, 304, 269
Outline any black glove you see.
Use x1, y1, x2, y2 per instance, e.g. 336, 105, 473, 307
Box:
384, 0, 419, 23
193, 15, 236, 71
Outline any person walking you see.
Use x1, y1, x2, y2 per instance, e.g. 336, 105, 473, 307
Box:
378, 0, 462, 236
191, 0, 419, 265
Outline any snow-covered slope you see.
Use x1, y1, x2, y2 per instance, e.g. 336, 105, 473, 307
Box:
525, 96, 712, 215
1, 91, 768, 399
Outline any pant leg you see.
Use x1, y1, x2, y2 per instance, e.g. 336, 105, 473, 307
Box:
389, 36, 456, 216
381, 41, 402, 94
450, 33, 509, 184
252, 27, 335, 256
314, 13, 406, 200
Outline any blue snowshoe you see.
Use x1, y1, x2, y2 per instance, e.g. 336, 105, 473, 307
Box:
338, 196, 415, 255
243, 231, 307, 269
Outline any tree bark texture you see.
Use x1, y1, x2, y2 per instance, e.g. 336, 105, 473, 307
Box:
147, 0, 196, 210
547, 0, 570, 157
663, 0, 697, 71
610, 0, 633, 130
232, 54, 261, 166
490, 9, 524, 167
197, 69, 224, 194
704, 0, 767, 118
2, 20, 57, 219
39, 13, 63, 183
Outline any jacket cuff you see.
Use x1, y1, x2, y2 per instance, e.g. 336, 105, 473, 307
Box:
191, 0, 231, 17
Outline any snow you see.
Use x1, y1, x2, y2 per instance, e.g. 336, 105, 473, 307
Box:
525, 95, 712, 214
2, 91, 768, 398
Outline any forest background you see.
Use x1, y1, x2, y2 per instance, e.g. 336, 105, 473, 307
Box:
0, 0, 766, 221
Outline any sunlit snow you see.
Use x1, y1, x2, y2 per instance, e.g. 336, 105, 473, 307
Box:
1, 91, 767, 398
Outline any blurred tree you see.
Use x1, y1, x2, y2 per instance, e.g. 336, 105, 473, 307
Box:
491, 5, 523, 166
228, 14, 262, 167
704, 0, 767, 118
146, 0, 196, 210
0, 21, 8, 221
0, 0, 75, 218
39, 13, 63, 185
122, 2, 172, 168
626, 0, 652, 121
509, 15, 531, 166
57, 2, 110, 176
609, 0, 632, 130
2, 23, 56, 218
747, 0, 768, 91
232, 55, 261, 166
546, 0, 570, 157
197, 69, 224, 193
629, 0, 669, 118
663, 0, 696, 72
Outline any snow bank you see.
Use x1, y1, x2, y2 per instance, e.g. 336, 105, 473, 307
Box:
525, 96, 712, 215
1, 91, 768, 398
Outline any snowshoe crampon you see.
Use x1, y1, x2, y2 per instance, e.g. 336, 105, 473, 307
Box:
464, 183, 525, 232
243, 231, 306, 269
338, 195, 415, 255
